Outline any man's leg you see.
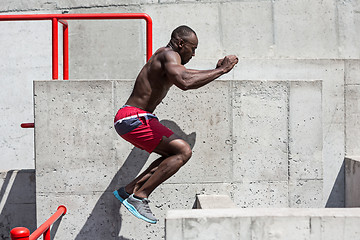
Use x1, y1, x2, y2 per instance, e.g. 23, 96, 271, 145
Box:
124, 156, 166, 194
132, 134, 192, 199
119, 134, 192, 224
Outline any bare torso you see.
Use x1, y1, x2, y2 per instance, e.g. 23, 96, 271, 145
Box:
125, 47, 174, 113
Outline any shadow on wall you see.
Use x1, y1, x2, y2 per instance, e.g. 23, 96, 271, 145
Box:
75, 120, 196, 240
0, 170, 36, 240
325, 160, 345, 208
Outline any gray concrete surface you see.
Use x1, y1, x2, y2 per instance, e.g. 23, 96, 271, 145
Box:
34, 79, 323, 239
166, 208, 360, 240
195, 195, 237, 209
1, 0, 360, 239
1, 0, 360, 171
345, 156, 360, 207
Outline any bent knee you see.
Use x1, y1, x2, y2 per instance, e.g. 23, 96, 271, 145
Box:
181, 147, 192, 163
177, 142, 192, 164
159, 136, 193, 164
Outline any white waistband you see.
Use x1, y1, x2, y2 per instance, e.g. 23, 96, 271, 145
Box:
114, 113, 157, 125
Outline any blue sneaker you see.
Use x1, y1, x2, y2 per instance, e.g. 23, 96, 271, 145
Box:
123, 194, 157, 224
113, 187, 130, 203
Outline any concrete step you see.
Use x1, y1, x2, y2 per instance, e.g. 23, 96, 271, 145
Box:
166, 208, 360, 240
195, 194, 237, 209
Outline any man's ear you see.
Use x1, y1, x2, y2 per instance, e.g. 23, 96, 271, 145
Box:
178, 39, 185, 48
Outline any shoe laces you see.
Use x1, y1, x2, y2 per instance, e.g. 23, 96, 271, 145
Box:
142, 199, 153, 214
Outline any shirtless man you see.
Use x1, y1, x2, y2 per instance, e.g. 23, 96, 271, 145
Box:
113, 25, 238, 224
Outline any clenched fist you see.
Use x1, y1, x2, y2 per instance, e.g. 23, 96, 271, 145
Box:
216, 55, 238, 73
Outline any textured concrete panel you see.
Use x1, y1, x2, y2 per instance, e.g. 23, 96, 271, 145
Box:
195, 194, 236, 209
143, 3, 222, 61
35, 80, 116, 193
273, 0, 338, 58
34, 79, 325, 239
68, 7, 145, 80
345, 84, 360, 155
233, 81, 288, 182
113, 80, 135, 114
220, 1, 274, 58
0, 20, 52, 170
153, 182, 232, 211
0, 1, 59, 11
338, 2, 360, 58
182, 216, 242, 240
251, 216, 310, 240
321, 216, 360, 240
289, 81, 322, 180
345, 60, 360, 85
231, 181, 288, 208
154, 81, 232, 183
289, 179, 323, 208
233, 59, 344, 205
166, 208, 360, 240
56, 0, 155, 9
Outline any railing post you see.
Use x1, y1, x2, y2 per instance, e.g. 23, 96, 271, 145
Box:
28, 205, 67, 239
59, 19, 69, 80
52, 18, 58, 80
43, 228, 50, 240
10, 227, 30, 240
145, 15, 152, 61
63, 21, 69, 80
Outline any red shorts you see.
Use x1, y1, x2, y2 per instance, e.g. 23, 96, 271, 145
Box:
114, 105, 174, 153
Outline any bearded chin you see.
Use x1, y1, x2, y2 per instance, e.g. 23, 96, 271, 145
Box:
182, 58, 190, 65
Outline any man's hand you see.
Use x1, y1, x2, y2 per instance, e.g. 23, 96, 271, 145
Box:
216, 55, 238, 73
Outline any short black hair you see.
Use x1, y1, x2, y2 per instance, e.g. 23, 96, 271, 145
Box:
171, 25, 196, 40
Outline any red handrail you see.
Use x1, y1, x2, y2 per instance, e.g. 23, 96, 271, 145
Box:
0, 13, 153, 128
10, 205, 67, 240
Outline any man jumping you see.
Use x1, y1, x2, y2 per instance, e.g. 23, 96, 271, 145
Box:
113, 25, 238, 224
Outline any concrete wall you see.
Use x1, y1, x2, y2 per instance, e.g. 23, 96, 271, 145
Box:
166, 208, 360, 240
33, 79, 323, 239
1, 0, 360, 170
1, 0, 360, 239
345, 60, 360, 156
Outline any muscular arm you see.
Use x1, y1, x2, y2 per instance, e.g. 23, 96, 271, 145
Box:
164, 51, 238, 91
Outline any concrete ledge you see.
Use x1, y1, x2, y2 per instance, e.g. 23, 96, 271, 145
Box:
167, 208, 360, 218
34, 79, 324, 239
345, 156, 360, 207
195, 194, 237, 209
166, 208, 360, 240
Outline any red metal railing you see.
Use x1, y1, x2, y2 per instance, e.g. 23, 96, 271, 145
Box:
0, 13, 152, 80
10, 205, 67, 240
0, 13, 153, 128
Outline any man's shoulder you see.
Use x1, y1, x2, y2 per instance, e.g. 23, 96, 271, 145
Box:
154, 47, 177, 57
154, 47, 180, 64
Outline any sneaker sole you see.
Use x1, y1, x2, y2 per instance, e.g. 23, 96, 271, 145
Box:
123, 199, 157, 224
113, 190, 126, 203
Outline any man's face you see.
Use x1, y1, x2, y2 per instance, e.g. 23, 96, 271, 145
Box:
179, 33, 198, 65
